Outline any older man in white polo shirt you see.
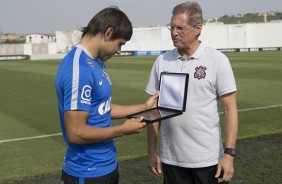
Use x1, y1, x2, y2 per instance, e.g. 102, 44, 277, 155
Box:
146, 2, 238, 184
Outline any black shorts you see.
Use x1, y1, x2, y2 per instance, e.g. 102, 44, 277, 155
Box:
162, 163, 229, 184
61, 166, 119, 184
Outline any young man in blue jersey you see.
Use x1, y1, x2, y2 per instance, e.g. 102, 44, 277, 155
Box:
146, 2, 238, 184
55, 6, 158, 184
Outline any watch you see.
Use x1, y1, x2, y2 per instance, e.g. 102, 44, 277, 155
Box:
224, 148, 237, 157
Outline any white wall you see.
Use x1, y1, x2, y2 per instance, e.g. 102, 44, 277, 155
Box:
1, 22, 281, 59
200, 24, 228, 49
237, 23, 282, 48
0, 43, 59, 56
56, 30, 81, 53
0, 44, 24, 55
48, 43, 57, 54
160, 27, 174, 50
227, 25, 246, 48
124, 22, 281, 51
202, 22, 282, 49
23, 44, 32, 55
123, 27, 163, 51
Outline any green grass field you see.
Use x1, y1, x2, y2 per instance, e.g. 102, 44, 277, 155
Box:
0, 51, 282, 183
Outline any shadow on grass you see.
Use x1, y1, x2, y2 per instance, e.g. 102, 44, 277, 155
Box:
2, 133, 282, 184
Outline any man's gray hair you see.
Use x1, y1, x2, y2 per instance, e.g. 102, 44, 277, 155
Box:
172, 1, 203, 27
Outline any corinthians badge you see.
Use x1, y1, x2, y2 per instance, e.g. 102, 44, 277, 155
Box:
194, 66, 207, 80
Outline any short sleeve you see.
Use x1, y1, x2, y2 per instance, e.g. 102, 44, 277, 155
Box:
215, 53, 237, 96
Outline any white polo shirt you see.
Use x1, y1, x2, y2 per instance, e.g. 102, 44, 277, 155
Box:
146, 42, 237, 168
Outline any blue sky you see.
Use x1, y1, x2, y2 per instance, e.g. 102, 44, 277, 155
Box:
0, 0, 281, 34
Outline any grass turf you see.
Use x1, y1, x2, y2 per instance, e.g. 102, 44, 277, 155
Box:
2, 133, 282, 184
0, 51, 281, 182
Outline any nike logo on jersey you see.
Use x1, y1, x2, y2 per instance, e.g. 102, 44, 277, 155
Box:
99, 80, 103, 86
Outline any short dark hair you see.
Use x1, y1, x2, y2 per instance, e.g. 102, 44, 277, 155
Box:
81, 6, 133, 41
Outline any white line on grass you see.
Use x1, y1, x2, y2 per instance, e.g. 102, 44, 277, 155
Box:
0, 133, 62, 144
0, 104, 282, 144
237, 104, 282, 112
219, 104, 282, 114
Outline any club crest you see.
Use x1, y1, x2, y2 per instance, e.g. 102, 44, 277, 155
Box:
194, 66, 207, 80
86, 59, 94, 68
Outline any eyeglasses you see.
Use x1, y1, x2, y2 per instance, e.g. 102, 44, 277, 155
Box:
167, 24, 194, 33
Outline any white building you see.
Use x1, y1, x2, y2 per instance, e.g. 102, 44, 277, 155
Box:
54, 21, 282, 54
1, 22, 282, 60
25, 34, 56, 44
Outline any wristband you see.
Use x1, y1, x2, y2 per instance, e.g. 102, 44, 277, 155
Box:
224, 148, 236, 157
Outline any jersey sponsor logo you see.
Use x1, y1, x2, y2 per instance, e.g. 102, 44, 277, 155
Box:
98, 97, 111, 115
194, 66, 207, 80
86, 59, 94, 68
81, 85, 92, 105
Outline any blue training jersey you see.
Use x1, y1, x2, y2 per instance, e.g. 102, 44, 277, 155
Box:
55, 44, 117, 178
